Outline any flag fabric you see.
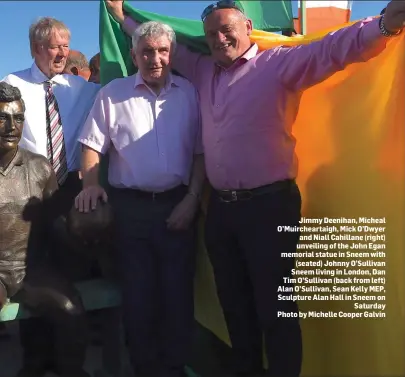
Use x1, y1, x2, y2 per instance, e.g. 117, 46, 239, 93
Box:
296, 1, 353, 34
236, 1, 294, 32
99, 1, 405, 376
99, 1, 294, 85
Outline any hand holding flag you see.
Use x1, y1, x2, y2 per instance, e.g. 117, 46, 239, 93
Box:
105, 0, 124, 23
384, 0, 405, 32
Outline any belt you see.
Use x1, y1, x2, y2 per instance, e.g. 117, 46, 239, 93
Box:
215, 179, 295, 203
111, 185, 187, 201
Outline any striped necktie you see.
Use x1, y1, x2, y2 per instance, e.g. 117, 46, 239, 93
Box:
44, 80, 68, 185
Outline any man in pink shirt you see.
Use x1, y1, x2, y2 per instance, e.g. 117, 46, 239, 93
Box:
75, 21, 205, 377
107, 1, 405, 376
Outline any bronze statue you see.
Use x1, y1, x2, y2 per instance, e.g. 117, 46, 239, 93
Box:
0, 82, 90, 377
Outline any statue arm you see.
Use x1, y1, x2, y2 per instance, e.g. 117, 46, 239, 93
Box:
43, 168, 58, 200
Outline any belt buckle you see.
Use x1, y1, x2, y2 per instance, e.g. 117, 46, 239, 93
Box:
220, 190, 238, 203
152, 192, 156, 201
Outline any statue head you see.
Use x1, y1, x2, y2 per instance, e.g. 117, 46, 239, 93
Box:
0, 82, 25, 159
67, 200, 113, 244
63, 50, 91, 81
29, 17, 71, 78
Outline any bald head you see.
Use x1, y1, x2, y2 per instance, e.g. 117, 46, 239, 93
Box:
63, 50, 91, 80
89, 53, 100, 83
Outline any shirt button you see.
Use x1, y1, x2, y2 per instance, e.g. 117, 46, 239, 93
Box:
161, 152, 164, 156
216, 164, 220, 168
216, 104, 220, 107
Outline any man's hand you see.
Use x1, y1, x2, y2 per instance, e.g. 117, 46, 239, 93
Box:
105, 0, 125, 24
75, 185, 108, 213
384, 1, 405, 33
166, 194, 199, 231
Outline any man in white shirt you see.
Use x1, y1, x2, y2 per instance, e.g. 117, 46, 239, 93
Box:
1, 17, 98, 377
2, 17, 99, 218
75, 21, 205, 377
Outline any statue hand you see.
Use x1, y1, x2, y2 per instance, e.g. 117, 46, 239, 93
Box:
75, 185, 108, 213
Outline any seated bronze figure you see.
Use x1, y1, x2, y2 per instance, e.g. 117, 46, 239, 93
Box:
0, 82, 90, 377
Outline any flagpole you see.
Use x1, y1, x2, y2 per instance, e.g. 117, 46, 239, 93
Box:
299, 0, 307, 35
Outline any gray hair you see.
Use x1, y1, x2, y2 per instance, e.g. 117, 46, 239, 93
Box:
29, 17, 71, 57
132, 21, 176, 54
0, 82, 25, 112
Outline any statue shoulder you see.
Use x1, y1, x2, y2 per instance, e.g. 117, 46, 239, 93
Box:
22, 149, 54, 180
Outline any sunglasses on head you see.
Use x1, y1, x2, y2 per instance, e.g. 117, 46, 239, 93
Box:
201, 0, 243, 22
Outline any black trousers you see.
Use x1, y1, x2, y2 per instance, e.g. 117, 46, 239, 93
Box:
204, 181, 302, 377
110, 186, 196, 377
19, 172, 89, 374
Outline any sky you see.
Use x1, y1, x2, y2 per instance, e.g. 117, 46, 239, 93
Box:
0, 0, 389, 79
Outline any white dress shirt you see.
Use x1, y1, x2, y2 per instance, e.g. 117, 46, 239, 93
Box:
79, 73, 203, 192
2, 63, 100, 172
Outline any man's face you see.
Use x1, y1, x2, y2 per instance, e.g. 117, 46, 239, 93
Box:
204, 8, 252, 67
132, 35, 171, 88
0, 100, 24, 154
34, 29, 70, 78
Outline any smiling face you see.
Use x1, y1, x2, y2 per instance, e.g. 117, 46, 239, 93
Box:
0, 100, 24, 154
132, 34, 172, 90
204, 8, 252, 68
33, 28, 70, 78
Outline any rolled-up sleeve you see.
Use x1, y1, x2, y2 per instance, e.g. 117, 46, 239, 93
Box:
274, 17, 387, 91
78, 90, 110, 155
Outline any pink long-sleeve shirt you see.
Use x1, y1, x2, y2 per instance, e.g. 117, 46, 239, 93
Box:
124, 17, 386, 190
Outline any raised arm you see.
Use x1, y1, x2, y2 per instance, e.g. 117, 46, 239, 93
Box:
274, 0, 405, 92
105, 0, 211, 87
273, 17, 389, 91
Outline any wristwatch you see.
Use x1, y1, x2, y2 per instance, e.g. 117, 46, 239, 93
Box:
379, 14, 402, 37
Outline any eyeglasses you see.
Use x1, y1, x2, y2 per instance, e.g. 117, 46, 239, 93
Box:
201, 0, 243, 22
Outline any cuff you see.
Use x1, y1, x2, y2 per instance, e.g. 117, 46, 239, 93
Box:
123, 15, 139, 37
361, 17, 386, 43
78, 139, 106, 155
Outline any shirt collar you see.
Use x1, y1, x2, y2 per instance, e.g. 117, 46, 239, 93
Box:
134, 72, 179, 93
30, 61, 66, 85
0, 147, 24, 176
215, 43, 259, 71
